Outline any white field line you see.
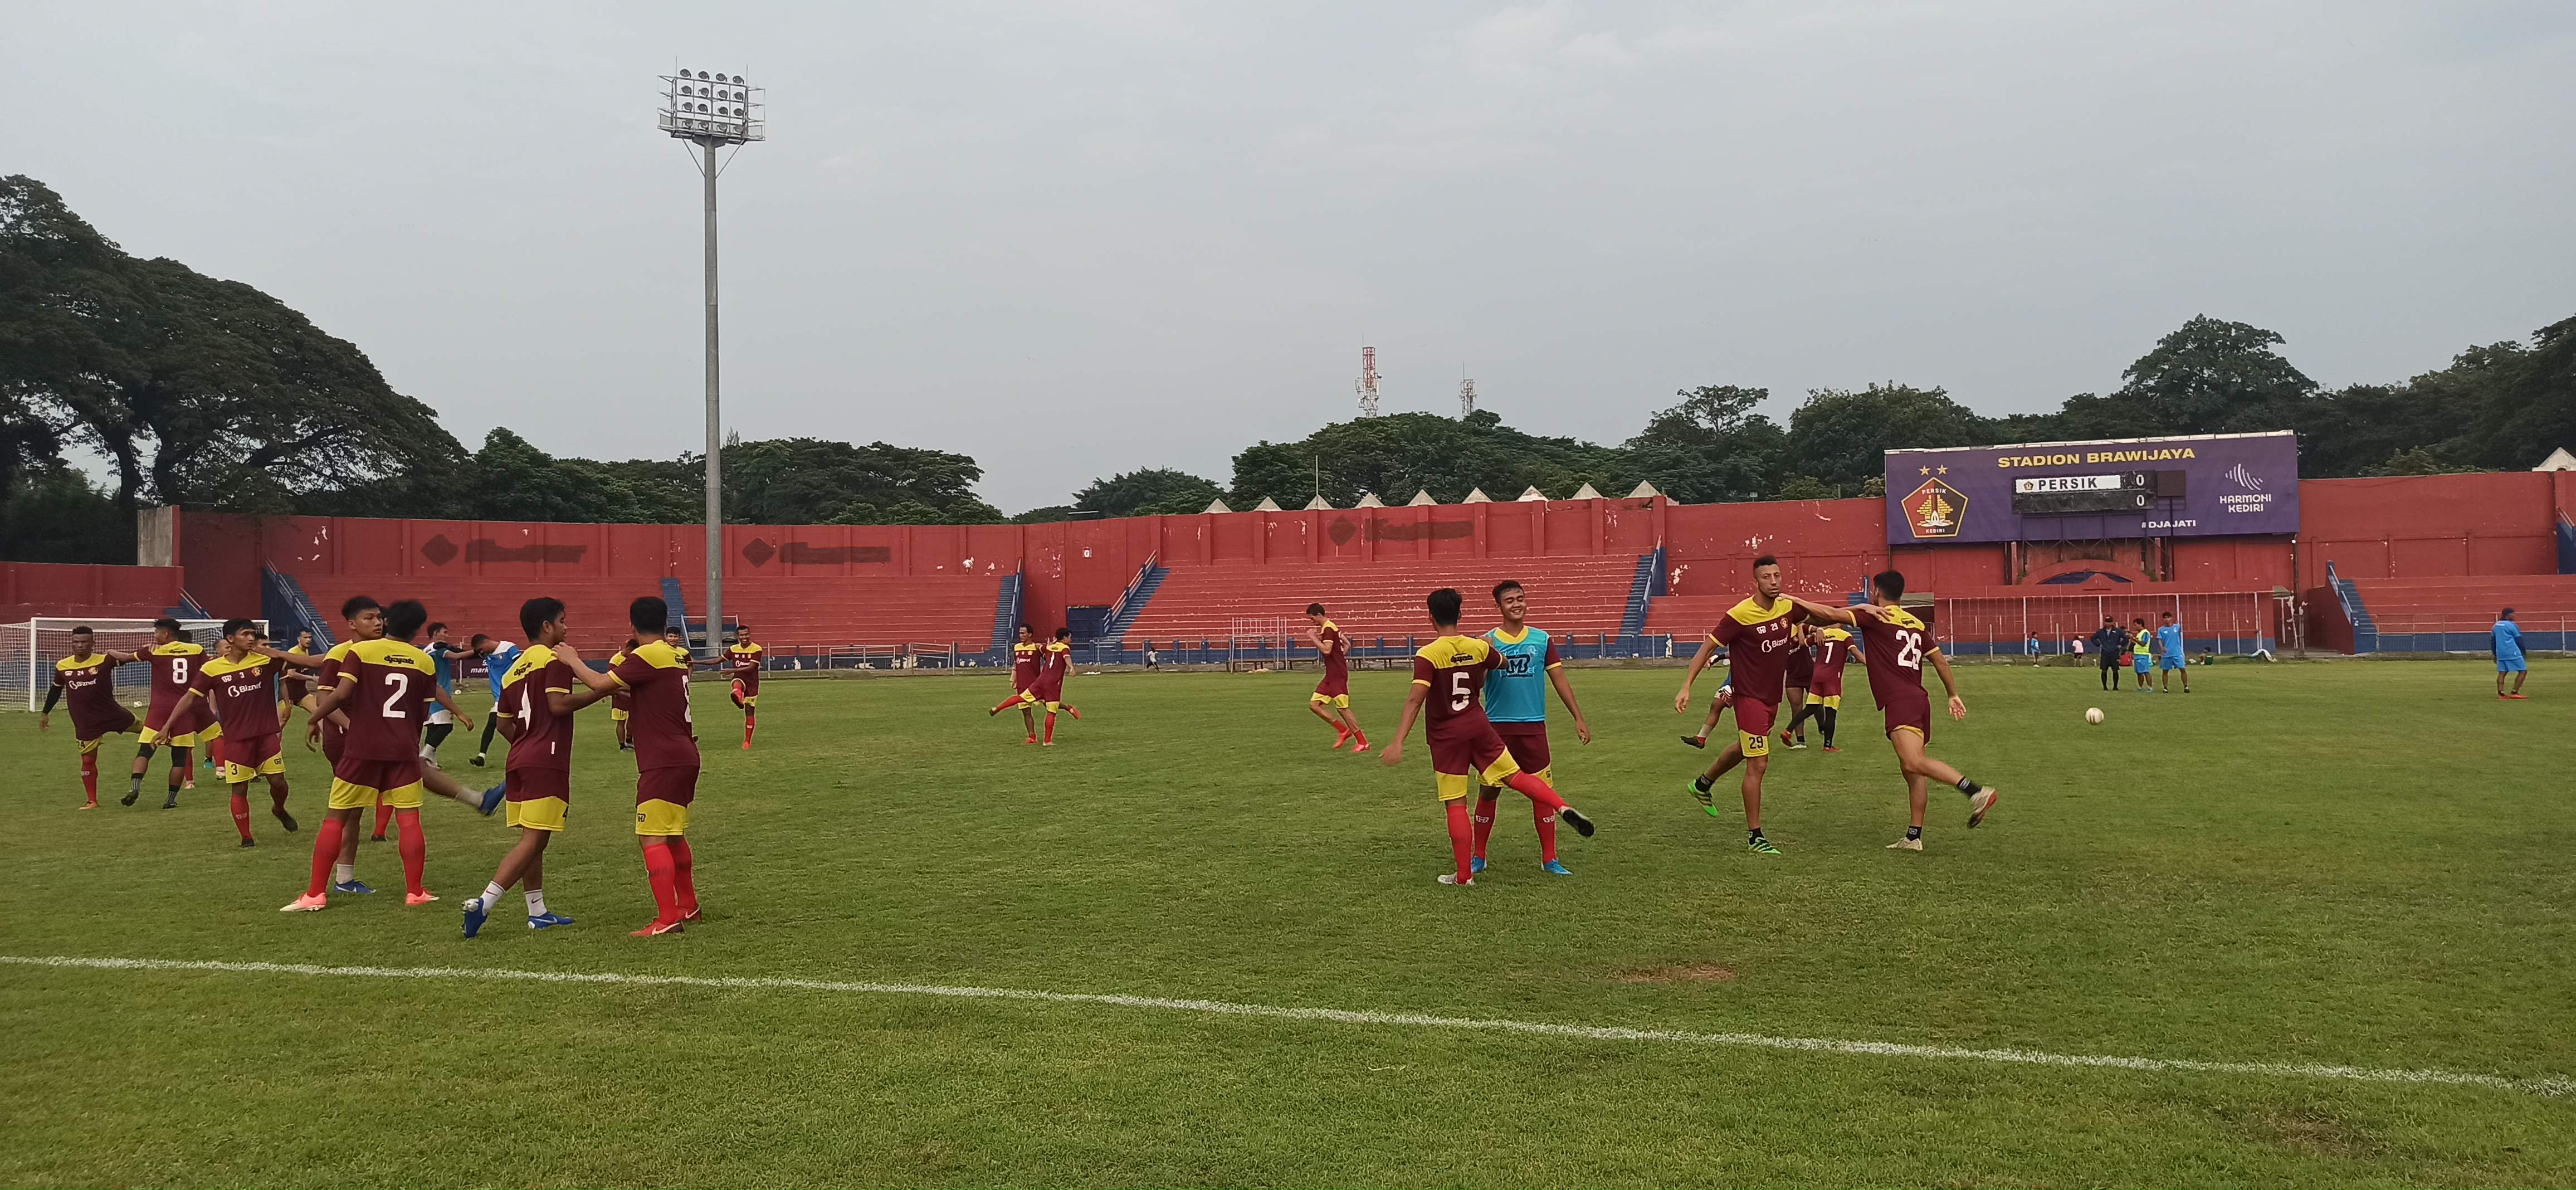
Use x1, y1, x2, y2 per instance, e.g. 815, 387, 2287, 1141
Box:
6, 954, 2568, 1099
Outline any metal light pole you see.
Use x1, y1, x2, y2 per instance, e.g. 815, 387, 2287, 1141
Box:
659, 67, 764, 657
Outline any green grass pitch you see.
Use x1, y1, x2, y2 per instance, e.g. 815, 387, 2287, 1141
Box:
4, 660, 2571, 1187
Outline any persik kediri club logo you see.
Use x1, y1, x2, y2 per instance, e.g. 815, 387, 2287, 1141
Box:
1904, 477, 1967, 539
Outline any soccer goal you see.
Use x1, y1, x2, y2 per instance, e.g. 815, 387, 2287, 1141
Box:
1227, 617, 1305, 672
3, 617, 265, 712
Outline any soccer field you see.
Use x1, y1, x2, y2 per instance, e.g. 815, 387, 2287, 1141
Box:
4, 660, 2570, 1187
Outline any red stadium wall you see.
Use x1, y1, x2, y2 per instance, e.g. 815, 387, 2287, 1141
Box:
174, 472, 2573, 648
0, 562, 186, 623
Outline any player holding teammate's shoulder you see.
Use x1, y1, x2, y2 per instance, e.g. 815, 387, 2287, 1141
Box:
610, 596, 704, 937
1305, 603, 1369, 752
1676, 554, 1809, 854
122, 618, 221, 808
1473, 580, 1591, 877
1784, 570, 1997, 850
461, 597, 621, 938
725, 625, 763, 749
184, 618, 324, 846
41, 625, 142, 808
1031, 627, 1082, 746
1379, 588, 1593, 886
987, 625, 1046, 744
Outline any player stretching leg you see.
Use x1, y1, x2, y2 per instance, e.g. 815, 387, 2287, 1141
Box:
1379, 588, 1594, 886
609, 597, 704, 937
1676, 555, 1809, 854
1305, 603, 1369, 751
1788, 571, 1997, 850
182, 619, 324, 846
41, 626, 143, 808
1033, 627, 1084, 744
1472, 581, 1591, 876
116, 618, 222, 808
1781, 625, 1852, 752
462, 598, 619, 937
725, 624, 763, 749
1680, 676, 1732, 748
987, 625, 1044, 743
1778, 622, 1813, 750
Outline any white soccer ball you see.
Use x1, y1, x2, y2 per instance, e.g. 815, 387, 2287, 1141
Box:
2084, 707, 2105, 724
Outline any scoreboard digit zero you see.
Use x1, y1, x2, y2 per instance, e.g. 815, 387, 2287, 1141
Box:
2009, 470, 2186, 516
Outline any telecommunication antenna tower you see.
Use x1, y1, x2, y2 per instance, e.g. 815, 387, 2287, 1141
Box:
1458, 372, 1477, 417
1355, 345, 1380, 418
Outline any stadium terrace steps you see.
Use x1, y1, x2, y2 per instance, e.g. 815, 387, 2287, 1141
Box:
1118, 556, 1643, 648
285, 573, 1002, 660
2341, 575, 2576, 646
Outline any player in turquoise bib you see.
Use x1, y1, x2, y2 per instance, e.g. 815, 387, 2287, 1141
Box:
1475, 581, 1593, 877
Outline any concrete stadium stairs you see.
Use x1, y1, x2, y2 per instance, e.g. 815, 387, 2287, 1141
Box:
1118, 556, 1642, 649
2343, 575, 2576, 651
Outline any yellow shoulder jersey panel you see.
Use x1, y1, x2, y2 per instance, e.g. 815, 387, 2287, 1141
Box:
501, 644, 557, 687
631, 639, 689, 670
199, 652, 271, 679
1726, 597, 1794, 627
1412, 634, 1494, 670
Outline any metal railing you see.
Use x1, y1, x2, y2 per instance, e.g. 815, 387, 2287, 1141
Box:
1931, 591, 2287, 658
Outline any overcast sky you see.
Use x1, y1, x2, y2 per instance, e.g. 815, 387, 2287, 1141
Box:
12, 1, 2573, 513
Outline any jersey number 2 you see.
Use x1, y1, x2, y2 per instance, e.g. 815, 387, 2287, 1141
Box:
380, 672, 411, 719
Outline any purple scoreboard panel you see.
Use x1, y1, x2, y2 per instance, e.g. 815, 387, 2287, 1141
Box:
1884, 431, 2299, 545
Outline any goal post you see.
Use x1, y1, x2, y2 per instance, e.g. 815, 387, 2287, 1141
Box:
1227, 617, 1305, 672
4, 617, 266, 712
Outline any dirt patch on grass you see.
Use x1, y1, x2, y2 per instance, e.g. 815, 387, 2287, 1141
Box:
2251, 1109, 2379, 1158
1615, 963, 1736, 984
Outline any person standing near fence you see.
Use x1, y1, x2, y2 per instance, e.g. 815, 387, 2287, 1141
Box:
2087, 618, 2127, 692
2494, 608, 2529, 699
2156, 612, 2190, 694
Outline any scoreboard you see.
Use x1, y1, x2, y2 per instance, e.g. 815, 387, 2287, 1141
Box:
2008, 470, 2186, 516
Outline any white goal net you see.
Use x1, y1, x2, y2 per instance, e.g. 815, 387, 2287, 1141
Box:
3, 617, 266, 712
1227, 617, 1305, 672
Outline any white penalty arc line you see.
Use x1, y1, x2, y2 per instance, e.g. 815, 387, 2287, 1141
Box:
6, 954, 2567, 1099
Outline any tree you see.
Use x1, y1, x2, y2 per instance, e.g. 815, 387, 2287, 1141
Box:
1011, 505, 1083, 524
1230, 411, 1629, 508
1622, 386, 1784, 503
718, 437, 1002, 525
0, 463, 127, 563
1072, 467, 1224, 518
2111, 315, 2317, 436
2458, 318, 2576, 469
1784, 384, 1983, 494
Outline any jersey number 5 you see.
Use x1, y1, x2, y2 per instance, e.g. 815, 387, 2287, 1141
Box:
1448, 669, 1474, 711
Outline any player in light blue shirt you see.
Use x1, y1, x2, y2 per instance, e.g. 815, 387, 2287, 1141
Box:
467, 634, 523, 767
422, 621, 465, 763
1476, 581, 1594, 877
2155, 612, 2189, 694
2493, 607, 2528, 699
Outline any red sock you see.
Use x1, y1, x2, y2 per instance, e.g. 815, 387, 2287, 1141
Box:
1444, 799, 1474, 883
1470, 793, 1499, 860
1352, 727, 1370, 748
743, 711, 755, 747
990, 695, 1024, 714
669, 837, 698, 915
80, 753, 98, 805
306, 818, 344, 898
372, 794, 391, 838
1042, 712, 1056, 744
229, 792, 253, 840
395, 808, 426, 896
1504, 770, 1566, 815
1533, 803, 1559, 863
642, 838, 682, 926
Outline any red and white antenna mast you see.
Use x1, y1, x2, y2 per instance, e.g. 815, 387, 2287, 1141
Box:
1355, 345, 1381, 418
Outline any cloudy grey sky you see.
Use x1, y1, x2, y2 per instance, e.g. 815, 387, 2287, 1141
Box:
12, 1, 2573, 513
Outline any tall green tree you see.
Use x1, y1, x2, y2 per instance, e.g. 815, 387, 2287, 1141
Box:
1073, 467, 1225, 518
1230, 411, 1628, 508
1621, 385, 1784, 503
1785, 383, 1984, 495
2458, 318, 2576, 469
719, 437, 1001, 525
2111, 315, 2319, 436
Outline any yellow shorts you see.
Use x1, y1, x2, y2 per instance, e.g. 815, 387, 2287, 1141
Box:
1043, 701, 1067, 714
1816, 694, 1842, 709
1739, 730, 1770, 759
137, 725, 202, 748
329, 777, 423, 811
506, 796, 568, 832
1482, 765, 1550, 790
609, 708, 629, 722
1435, 753, 1521, 802
220, 753, 285, 783
738, 694, 758, 708
1310, 692, 1350, 709
78, 737, 110, 756
1011, 689, 1040, 706
636, 798, 691, 837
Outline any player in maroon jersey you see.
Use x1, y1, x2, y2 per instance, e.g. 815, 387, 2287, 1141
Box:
1675, 555, 1811, 854
1782, 624, 1853, 752
107, 618, 221, 808
987, 625, 1044, 743
1786, 570, 1997, 850
724, 625, 763, 750
611, 596, 703, 937
1305, 603, 1369, 752
1031, 627, 1082, 746
1778, 622, 1815, 750
461, 597, 619, 937
183, 618, 326, 846
41, 626, 142, 808
1379, 588, 1594, 886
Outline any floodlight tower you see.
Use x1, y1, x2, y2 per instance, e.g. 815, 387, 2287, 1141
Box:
658, 67, 764, 657
1355, 345, 1380, 418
